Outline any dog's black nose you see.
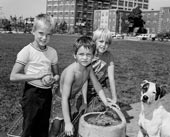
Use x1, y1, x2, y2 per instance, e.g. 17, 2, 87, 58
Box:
142, 95, 148, 102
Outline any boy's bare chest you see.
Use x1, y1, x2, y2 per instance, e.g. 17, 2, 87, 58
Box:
70, 70, 89, 95
74, 71, 89, 85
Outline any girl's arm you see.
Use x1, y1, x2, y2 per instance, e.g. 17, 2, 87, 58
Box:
10, 63, 49, 82
82, 81, 88, 104
89, 68, 108, 106
108, 62, 117, 103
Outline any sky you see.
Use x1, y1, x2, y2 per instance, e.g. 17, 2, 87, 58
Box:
0, 0, 170, 18
0, 0, 46, 18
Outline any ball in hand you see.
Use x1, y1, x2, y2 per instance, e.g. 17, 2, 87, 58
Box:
42, 75, 53, 86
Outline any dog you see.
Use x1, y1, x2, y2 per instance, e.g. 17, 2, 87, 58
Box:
137, 80, 170, 137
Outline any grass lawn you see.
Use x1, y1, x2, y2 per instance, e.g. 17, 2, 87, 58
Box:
1, 33, 170, 135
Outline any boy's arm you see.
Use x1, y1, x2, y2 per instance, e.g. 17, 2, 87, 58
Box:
10, 63, 49, 82
51, 64, 60, 92
51, 50, 59, 82
89, 68, 108, 106
51, 64, 60, 82
61, 70, 74, 136
82, 81, 88, 104
108, 62, 117, 103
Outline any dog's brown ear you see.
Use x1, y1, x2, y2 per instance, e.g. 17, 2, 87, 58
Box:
141, 80, 149, 88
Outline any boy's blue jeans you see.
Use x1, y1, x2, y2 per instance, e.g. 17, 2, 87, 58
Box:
21, 83, 52, 137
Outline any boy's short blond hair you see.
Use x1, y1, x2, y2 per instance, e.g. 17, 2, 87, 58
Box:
93, 28, 112, 45
32, 13, 55, 33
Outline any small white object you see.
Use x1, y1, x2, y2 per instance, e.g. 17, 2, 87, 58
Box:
42, 75, 53, 86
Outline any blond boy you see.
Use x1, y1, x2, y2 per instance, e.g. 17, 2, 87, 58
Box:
10, 14, 59, 137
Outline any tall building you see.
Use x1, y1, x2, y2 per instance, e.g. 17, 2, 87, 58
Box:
0, 7, 3, 18
46, 0, 149, 33
158, 7, 170, 33
94, 9, 131, 34
46, 0, 75, 27
142, 10, 160, 34
142, 7, 170, 34
110, 0, 149, 11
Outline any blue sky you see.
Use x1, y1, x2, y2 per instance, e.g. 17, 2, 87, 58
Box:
0, 0, 170, 18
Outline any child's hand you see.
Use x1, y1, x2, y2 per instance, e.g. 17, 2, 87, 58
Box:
79, 103, 87, 113
53, 74, 60, 82
52, 83, 59, 93
50, 75, 60, 89
42, 75, 55, 86
111, 98, 117, 104
106, 98, 120, 110
65, 122, 74, 136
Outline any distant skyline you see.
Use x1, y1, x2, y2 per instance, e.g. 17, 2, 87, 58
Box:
0, 0, 170, 18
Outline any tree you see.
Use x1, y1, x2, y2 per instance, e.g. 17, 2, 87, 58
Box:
17, 16, 25, 31
10, 16, 17, 31
24, 17, 33, 33
59, 21, 67, 33
29, 17, 34, 24
2, 19, 11, 31
128, 6, 146, 34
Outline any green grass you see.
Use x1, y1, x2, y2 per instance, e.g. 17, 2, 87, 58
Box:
0, 33, 170, 132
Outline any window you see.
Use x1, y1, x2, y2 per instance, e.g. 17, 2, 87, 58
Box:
129, 2, 133, 7
125, 1, 127, 6
118, 0, 124, 6
154, 12, 158, 16
138, 3, 142, 8
118, 7, 123, 10
143, 4, 148, 9
65, 12, 68, 16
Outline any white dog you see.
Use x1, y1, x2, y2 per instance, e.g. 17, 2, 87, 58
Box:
137, 80, 170, 137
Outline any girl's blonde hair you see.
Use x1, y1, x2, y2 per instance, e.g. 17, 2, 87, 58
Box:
32, 13, 55, 33
93, 28, 112, 45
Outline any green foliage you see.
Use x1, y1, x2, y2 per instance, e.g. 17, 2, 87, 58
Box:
59, 21, 68, 33
0, 16, 34, 33
1, 19, 11, 31
128, 6, 146, 33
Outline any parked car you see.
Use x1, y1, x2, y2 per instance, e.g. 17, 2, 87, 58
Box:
136, 34, 156, 40
156, 32, 170, 41
136, 34, 147, 40
111, 32, 116, 38
115, 34, 124, 39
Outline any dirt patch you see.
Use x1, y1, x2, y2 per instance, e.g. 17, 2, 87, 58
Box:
86, 111, 121, 126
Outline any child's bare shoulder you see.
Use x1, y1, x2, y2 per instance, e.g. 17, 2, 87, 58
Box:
61, 63, 76, 78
